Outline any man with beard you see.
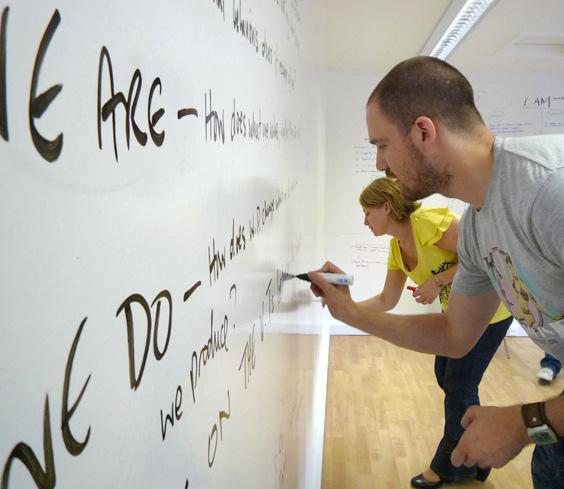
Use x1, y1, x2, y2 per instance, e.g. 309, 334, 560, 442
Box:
310, 57, 564, 489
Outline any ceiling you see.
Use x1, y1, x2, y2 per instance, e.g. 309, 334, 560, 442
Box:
321, 0, 564, 73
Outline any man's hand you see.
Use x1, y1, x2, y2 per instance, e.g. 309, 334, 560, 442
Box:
412, 278, 440, 305
451, 405, 530, 469
308, 262, 361, 325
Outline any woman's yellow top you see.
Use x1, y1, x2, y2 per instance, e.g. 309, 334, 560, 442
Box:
387, 207, 510, 323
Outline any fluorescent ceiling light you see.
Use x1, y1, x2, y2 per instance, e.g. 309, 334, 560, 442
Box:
421, 0, 498, 60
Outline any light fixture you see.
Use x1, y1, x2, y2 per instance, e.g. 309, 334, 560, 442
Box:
420, 0, 498, 60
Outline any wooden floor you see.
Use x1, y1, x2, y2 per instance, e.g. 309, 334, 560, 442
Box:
322, 336, 563, 489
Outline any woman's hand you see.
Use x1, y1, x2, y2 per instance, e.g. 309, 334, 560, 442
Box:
412, 278, 441, 304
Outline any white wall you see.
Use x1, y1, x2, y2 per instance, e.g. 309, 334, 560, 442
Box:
0, 2, 329, 488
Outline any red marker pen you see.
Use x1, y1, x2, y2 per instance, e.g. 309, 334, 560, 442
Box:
407, 286, 417, 292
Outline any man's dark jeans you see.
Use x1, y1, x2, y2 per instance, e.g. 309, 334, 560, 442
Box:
430, 316, 512, 480
532, 430, 564, 488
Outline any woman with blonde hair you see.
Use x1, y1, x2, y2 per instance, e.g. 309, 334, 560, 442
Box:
358, 177, 512, 488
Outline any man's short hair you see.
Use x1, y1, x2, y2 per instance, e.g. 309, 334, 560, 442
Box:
367, 56, 484, 134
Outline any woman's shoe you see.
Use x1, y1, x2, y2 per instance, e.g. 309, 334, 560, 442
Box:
476, 467, 492, 482
410, 473, 445, 488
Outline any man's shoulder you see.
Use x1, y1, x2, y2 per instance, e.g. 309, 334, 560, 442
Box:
498, 134, 564, 172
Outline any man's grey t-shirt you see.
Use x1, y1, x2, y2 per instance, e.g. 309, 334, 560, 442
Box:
453, 134, 564, 361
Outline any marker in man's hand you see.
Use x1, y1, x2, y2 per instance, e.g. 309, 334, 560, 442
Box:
407, 286, 417, 292
294, 272, 354, 286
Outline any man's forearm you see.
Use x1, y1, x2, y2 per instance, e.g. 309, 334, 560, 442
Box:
309, 269, 495, 358
351, 306, 469, 357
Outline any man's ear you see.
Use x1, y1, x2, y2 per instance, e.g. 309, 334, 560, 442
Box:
411, 116, 437, 146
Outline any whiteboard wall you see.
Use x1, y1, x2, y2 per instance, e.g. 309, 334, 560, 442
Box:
0, 2, 328, 488
324, 68, 564, 335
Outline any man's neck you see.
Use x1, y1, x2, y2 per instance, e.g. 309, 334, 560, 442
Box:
442, 129, 496, 209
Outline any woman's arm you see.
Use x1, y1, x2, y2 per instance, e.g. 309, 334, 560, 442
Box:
434, 215, 460, 282
413, 264, 459, 304
357, 268, 407, 311
435, 216, 459, 252
412, 216, 460, 304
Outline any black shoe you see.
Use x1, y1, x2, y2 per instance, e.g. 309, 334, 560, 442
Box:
410, 473, 445, 488
476, 467, 491, 482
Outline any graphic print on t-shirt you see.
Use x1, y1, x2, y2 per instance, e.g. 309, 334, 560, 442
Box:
434, 260, 456, 310
483, 247, 564, 341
